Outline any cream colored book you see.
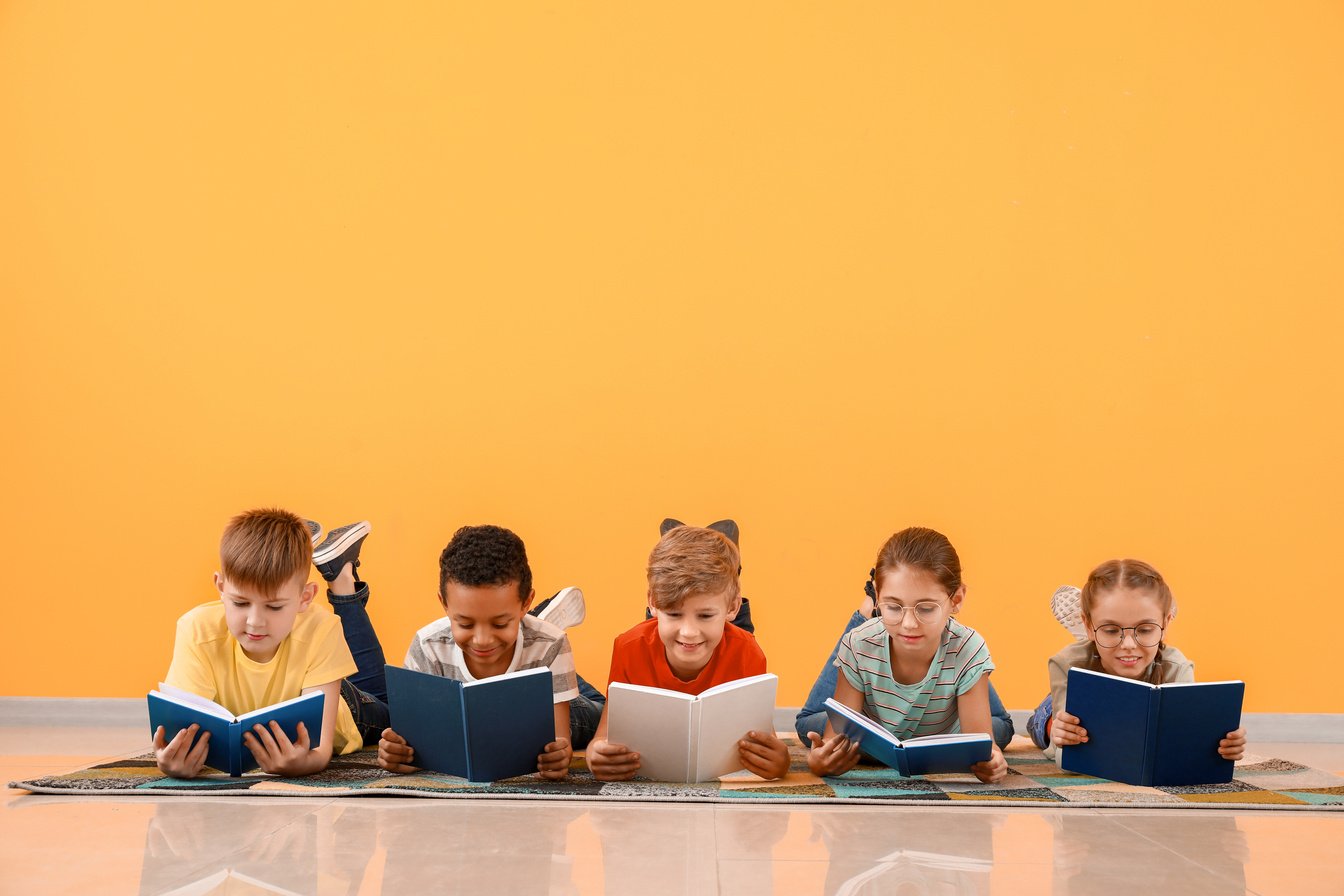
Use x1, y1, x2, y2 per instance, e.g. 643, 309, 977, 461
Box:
607, 673, 778, 783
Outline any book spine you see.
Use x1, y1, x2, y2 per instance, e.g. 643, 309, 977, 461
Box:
688, 701, 702, 783
460, 694, 474, 781
1141, 689, 1161, 786
229, 720, 242, 777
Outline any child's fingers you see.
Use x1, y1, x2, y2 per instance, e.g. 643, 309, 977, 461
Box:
381, 727, 407, 745
538, 742, 571, 765
249, 723, 282, 755
739, 735, 784, 762
292, 721, 311, 749
186, 730, 211, 769
152, 725, 168, 751
806, 731, 823, 749
265, 721, 296, 752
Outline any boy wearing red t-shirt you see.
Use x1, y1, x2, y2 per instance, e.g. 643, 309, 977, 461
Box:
585, 525, 790, 781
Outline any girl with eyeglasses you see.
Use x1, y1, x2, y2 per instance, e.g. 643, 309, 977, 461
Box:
1028, 559, 1246, 761
800, 527, 1008, 783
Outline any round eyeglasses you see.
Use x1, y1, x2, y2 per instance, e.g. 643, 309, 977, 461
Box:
876, 601, 946, 625
1092, 623, 1164, 648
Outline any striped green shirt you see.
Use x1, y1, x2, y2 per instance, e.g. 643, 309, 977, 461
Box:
835, 616, 994, 740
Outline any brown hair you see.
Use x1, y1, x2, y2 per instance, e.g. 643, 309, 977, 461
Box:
647, 525, 741, 611
874, 527, 963, 595
219, 508, 312, 597
1080, 559, 1174, 621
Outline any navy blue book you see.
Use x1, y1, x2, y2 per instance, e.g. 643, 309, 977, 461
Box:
147, 684, 325, 777
823, 698, 992, 776
385, 664, 554, 782
1059, 667, 1245, 786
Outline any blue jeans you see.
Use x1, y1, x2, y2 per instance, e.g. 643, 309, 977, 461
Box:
793, 610, 1015, 750
329, 583, 392, 747
1027, 694, 1053, 750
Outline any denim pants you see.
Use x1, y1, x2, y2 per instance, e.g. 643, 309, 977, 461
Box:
793, 610, 1015, 750
329, 584, 393, 747
333, 584, 607, 750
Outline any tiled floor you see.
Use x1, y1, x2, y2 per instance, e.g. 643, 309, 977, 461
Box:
2, 721, 1342, 895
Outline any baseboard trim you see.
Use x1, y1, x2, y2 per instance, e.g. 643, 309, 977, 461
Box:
5, 699, 1341, 743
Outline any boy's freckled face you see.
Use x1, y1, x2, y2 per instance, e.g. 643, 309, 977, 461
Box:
440, 581, 532, 679
1085, 586, 1169, 680
217, 572, 316, 664
651, 587, 740, 681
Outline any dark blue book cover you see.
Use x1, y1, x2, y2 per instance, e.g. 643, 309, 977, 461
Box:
386, 664, 553, 782
1059, 668, 1243, 786
147, 687, 325, 777
824, 698, 992, 776
1150, 680, 1244, 786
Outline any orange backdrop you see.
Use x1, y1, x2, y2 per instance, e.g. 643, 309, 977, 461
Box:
3, 2, 1341, 711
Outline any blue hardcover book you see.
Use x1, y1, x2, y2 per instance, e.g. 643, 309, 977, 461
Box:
384, 664, 554, 782
1059, 667, 1244, 786
823, 698, 992, 776
147, 684, 324, 777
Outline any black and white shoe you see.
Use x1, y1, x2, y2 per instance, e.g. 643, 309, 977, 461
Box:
313, 521, 371, 582
536, 586, 585, 629
305, 520, 323, 546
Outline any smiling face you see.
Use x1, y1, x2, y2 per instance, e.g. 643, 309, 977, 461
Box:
875, 565, 962, 672
217, 571, 317, 663
649, 587, 741, 682
440, 580, 534, 679
1084, 585, 1171, 679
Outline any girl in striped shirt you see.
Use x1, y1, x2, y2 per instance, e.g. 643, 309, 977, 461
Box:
805, 527, 1008, 783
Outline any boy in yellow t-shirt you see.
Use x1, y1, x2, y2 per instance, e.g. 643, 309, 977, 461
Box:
153, 508, 380, 778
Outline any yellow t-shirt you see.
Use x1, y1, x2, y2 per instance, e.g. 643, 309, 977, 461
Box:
164, 601, 363, 755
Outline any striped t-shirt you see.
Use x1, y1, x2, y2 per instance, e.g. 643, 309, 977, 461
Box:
834, 616, 994, 740
403, 614, 580, 703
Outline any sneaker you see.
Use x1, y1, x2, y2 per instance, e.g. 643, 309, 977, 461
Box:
660, 517, 742, 573
536, 586, 585, 629
305, 520, 323, 546
1051, 585, 1087, 643
312, 521, 371, 582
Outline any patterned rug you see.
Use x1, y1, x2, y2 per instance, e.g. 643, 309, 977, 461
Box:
10, 738, 1344, 809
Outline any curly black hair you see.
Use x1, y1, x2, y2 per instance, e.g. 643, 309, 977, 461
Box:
438, 524, 532, 603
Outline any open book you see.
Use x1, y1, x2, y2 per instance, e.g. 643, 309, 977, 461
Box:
1059, 667, 1244, 786
384, 664, 554, 782
607, 673, 778, 783
146, 684, 324, 777
823, 698, 992, 776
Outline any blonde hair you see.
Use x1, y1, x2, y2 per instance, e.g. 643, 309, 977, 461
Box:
1080, 558, 1174, 622
646, 526, 741, 611
219, 508, 311, 597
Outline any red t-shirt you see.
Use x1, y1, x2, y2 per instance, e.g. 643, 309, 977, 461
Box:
607, 617, 767, 695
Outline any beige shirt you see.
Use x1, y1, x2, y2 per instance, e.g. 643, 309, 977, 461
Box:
1044, 641, 1194, 757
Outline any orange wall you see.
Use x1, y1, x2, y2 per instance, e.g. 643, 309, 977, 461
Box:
3, 3, 1341, 711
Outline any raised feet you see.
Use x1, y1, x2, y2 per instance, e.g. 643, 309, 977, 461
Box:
313, 521, 372, 584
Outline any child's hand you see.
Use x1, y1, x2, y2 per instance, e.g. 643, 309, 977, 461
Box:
1219, 726, 1247, 761
377, 727, 419, 774
153, 724, 210, 779
586, 738, 640, 781
1050, 710, 1088, 747
538, 736, 572, 780
805, 731, 860, 777
739, 730, 790, 780
243, 720, 316, 777
972, 743, 1008, 784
